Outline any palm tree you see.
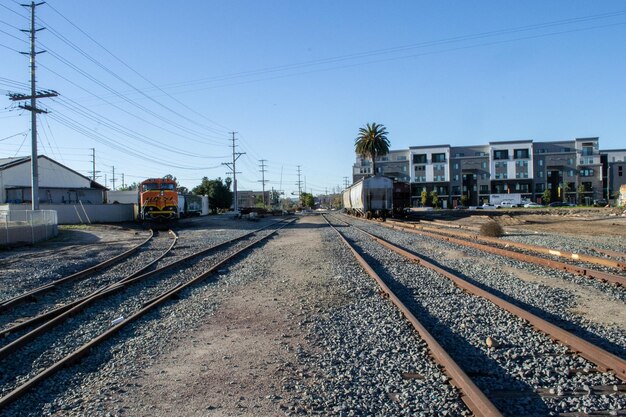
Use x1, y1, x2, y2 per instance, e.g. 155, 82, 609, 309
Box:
355, 122, 390, 177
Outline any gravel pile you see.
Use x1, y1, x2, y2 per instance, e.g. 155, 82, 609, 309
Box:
335, 215, 625, 416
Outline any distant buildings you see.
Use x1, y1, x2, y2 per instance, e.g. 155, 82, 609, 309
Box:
0, 155, 107, 205
353, 137, 626, 207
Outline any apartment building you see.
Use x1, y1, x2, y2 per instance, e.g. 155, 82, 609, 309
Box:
352, 137, 626, 207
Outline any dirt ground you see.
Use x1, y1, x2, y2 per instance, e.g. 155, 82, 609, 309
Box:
109, 215, 337, 416
453, 210, 626, 238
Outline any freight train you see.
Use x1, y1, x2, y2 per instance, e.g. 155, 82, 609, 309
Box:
139, 178, 179, 221
342, 176, 411, 219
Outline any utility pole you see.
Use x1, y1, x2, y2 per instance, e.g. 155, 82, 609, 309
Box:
343, 176, 350, 189
296, 166, 303, 198
121, 173, 125, 189
111, 166, 116, 191
8, 1, 58, 210
90, 148, 96, 180
258, 159, 268, 207
222, 132, 244, 212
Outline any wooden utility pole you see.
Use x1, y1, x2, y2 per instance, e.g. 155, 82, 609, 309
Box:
8, 1, 58, 210
222, 132, 244, 212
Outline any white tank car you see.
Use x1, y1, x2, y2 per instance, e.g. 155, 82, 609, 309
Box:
343, 175, 393, 219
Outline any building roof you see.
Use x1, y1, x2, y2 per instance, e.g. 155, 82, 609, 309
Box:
0, 155, 108, 190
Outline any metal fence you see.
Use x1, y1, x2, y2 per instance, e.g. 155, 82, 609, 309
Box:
0, 210, 58, 247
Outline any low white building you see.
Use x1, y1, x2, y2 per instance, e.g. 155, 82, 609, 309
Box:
0, 155, 106, 205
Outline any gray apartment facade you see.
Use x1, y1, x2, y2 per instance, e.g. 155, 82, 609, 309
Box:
352, 137, 626, 207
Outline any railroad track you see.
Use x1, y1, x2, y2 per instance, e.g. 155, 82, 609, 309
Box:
0, 229, 178, 340
0, 229, 158, 312
324, 214, 625, 416
382, 219, 626, 287
0, 218, 294, 409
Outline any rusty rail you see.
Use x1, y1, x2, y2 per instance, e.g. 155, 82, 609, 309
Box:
383, 221, 626, 287
346, 219, 626, 383
0, 219, 295, 409
388, 220, 626, 271
324, 216, 503, 417
0, 229, 155, 312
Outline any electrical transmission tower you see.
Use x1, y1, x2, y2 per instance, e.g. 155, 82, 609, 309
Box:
7, 1, 58, 210
343, 176, 350, 189
258, 159, 268, 207
222, 132, 245, 212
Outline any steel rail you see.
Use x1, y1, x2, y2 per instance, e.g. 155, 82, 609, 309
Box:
323, 215, 503, 417
0, 220, 289, 356
388, 220, 626, 271
591, 247, 626, 261
0, 230, 178, 339
342, 217, 626, 383
0, 218, 295, 409
0, 229, 155, 311
382, 221, 626, 287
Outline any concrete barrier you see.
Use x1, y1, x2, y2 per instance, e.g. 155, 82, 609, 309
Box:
1, 203, 135, 225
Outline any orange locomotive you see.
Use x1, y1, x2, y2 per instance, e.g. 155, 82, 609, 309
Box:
139, 178, 179, 221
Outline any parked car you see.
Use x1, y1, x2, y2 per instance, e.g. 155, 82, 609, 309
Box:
523, 202, 543, 208
482, 203, 496, 209
548, 202, 575, 207
593, 199, 608, 207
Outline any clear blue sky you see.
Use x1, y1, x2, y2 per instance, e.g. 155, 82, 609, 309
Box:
1, 1, 625, 195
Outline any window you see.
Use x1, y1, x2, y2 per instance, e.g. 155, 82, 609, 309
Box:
538, 171, 543, 178
413, 154, 427, 164
416, 176, 426, 182
452, 186, 461, 194
475, 151, 486, 156
402, 166, 407, 172
493, 149, 509, 160
432, 153, 446, 163
454, 163, 459, 170
482, 161, 487, 169
581, 145, 594, 156
480, 185, 489, 193
453, 174, 459, 181
567, 158, 573, 165
415, 165, 425, 172
454, 153, 464, 157
396, 155, 407, 161
535, 183, 545, 192
514, 149, 529, 159
538, 159, 543, 166
580, 168, 594, 177
434, 164, 445, 171
618, 166, 623, 177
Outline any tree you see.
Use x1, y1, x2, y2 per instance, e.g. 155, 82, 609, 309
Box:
421, 190, 429, 207
460, 195, 469, 207
561, 182, 570, 203
354, 122, 390, 177
430, 191, 439, 208
300, 192, 314, 208
577, 184, 585, 205
118, 182, 139, 191
177, 186, 189, 194
191, 177, 233, 213
542, 188, 552, 203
